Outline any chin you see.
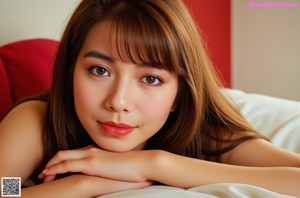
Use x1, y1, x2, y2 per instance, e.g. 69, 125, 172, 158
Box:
105, 147, 132, 153
98, 142, 136, 153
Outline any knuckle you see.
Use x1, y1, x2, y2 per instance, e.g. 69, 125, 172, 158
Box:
62, 160, 71, 170
87, 157, 98, 166
56, 150, 65, 158
88, 147, 98, 152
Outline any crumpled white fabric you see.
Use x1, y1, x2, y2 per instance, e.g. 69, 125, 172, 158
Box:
190, 183, 296, 198
222, 88, 300, 154
99, 183, 296, 198
100, 185, 216, 198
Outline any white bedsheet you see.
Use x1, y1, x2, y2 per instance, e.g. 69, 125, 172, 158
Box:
100, 183, 296, 198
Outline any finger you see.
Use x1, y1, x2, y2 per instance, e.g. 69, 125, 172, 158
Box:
43, 175, 56, 183
44, 149, 89, 169
43, 159, 86, 176
45, 145, 99, 168
38, 169, 55, 180
40, 146, 100, 178
38, 172, 45, 179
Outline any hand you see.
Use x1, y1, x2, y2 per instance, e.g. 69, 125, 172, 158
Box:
81, 174, 153, 197
38, 145, 152, 183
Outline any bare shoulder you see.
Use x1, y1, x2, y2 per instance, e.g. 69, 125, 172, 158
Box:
224, 134, 300, 167
0, 100, 47, 135
0, 100, 47, 182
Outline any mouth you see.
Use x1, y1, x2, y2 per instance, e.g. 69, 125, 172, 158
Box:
98, 121, 136, 137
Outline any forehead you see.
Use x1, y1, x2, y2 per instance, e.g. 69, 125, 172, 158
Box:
81, 21, 115, 54
79, 16, 181, 73
81, 20, 152, 64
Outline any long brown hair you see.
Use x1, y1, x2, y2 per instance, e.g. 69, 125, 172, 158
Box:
35, 0, 263, 170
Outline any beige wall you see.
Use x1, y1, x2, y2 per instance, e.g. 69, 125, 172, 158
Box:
1, 0, 300, 100
232, 0, 300, 100
0, 0, 80, 45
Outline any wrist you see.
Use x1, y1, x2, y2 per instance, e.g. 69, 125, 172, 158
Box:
143, 150, 171, 182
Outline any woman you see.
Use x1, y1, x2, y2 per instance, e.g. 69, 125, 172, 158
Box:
1, 0, 299, 197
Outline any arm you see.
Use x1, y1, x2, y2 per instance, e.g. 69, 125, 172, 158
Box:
148, 139, 300, 196
147, 149, 300, 197
223, 138, 300, 167
41, 140, 300, 197
21, 174, 151, 198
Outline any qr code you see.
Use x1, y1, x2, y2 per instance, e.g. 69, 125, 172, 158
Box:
1, 177, 21, 197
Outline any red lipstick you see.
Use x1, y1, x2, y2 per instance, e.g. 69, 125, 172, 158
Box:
99, 121, 135, 137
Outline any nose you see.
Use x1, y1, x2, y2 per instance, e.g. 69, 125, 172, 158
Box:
105, 78, 134, 113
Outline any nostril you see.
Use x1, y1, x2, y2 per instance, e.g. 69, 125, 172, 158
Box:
107, 105, 129, 113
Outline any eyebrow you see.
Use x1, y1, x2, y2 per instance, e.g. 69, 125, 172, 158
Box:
84, 50, 115, 63
84, 50, 163, 69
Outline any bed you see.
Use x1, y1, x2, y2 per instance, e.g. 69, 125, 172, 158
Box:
1, 39, 299, 197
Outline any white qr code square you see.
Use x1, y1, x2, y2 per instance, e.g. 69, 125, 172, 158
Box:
1, 177, 21, 197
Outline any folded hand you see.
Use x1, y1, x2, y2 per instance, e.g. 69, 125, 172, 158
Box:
38, 145, 151, 183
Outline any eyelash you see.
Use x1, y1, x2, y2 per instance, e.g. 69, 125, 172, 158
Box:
88, 65, 164, 86
139, 75, 163, 86
88, 65, 110, 77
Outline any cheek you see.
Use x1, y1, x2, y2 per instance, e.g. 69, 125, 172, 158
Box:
73, 68, 99, 118
139, 90, 177, 130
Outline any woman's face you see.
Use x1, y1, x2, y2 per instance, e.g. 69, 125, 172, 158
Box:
73, 22, 179, 152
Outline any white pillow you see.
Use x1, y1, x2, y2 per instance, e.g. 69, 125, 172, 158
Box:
99, 184, 295, 198
222, 88, 300, 154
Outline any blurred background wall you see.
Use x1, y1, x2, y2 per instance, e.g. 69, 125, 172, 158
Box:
1, 0, 299, 100
232, 0, 300, 101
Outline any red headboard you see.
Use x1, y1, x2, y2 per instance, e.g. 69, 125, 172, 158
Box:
0, 39, 58, 120
184, 0, 231, 87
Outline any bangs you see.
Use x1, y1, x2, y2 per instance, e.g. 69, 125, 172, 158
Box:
99, 3, 184, 74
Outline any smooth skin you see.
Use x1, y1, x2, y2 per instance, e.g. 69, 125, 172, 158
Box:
1, 102, 300, 197
1, 21, 300, 197
0, 102, 152, 197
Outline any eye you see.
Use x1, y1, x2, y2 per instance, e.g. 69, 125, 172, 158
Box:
140, 75, 163, 86
89, 65, 110, 77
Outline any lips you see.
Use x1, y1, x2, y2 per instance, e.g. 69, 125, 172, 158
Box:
99, 121, 135, 137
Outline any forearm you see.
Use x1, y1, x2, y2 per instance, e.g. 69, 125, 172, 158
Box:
22, 174, 151, 198
21, 174, 89, 198
146, 150, 300, 197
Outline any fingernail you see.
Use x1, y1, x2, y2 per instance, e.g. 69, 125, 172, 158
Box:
43, 176, 53, 183
42, 169, 48, 174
